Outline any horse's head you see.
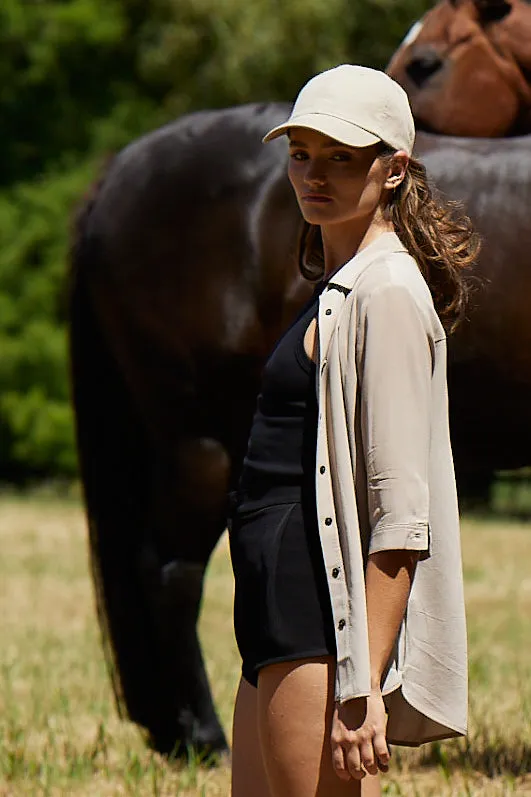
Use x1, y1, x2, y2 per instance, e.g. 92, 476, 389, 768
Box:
387, 0, 531, 137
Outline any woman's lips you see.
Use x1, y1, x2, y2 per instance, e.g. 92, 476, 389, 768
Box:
302, 193, 333, 203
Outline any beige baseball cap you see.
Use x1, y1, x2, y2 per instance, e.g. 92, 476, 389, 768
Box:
263, 64, 415, 155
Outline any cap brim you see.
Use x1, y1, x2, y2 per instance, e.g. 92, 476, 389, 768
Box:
262, 113, 381, 148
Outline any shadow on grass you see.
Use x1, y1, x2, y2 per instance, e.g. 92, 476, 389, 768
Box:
399, 737, 531, 779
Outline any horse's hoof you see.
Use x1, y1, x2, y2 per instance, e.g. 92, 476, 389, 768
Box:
147, 728, 230, 764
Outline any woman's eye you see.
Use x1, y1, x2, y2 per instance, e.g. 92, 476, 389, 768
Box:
330, 152, 352, 162
289, 150, 308, 161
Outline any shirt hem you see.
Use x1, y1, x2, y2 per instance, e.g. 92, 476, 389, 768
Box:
387, 729, 464, 747
399, 681, 468, 738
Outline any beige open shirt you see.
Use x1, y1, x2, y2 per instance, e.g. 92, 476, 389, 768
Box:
315, 231, 467, 746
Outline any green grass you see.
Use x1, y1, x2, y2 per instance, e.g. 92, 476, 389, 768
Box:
0, 498, 530, 795
491, 470, 531, 519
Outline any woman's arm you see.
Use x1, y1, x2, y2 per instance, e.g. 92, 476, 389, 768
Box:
366, 549, 418, 692
331, 280, 434, 781
331, 550, 418, 781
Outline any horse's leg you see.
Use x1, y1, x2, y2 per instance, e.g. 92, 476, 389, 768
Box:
136, 436, 232, 756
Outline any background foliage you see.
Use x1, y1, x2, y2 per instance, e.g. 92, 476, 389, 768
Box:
0, 0, 430, 479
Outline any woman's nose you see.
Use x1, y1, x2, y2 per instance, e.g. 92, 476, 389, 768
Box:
303, 162, 326, 187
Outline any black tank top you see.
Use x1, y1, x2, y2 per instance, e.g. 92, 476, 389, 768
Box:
237, 289, 321, 511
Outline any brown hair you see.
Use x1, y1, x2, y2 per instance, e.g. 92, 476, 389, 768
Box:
298, 148, 480, 332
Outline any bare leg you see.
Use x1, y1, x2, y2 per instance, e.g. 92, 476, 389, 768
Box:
362, 771, 382, 797
232, 677, 271, 797
257, 657, 381, 797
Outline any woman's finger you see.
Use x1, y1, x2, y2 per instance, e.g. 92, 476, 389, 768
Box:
360, 739, 378, 776
345, 741, 365, 780
373, 731, 390, 772
331, 741, 350, 781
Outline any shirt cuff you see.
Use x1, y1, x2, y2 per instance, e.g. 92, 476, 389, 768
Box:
368, 523, 429, 555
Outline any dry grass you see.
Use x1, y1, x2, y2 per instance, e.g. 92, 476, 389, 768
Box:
0, 498, 530, 795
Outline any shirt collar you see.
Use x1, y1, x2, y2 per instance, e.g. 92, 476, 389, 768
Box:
325, 232, 407, 292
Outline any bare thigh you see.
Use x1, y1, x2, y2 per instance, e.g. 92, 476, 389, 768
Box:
257, 656, 381, 797
232, 677, 271, 797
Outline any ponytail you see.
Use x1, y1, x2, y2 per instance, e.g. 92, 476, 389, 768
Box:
384, 154, 480, 331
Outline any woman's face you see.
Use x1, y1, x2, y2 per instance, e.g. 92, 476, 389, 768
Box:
287, 128, 395, 227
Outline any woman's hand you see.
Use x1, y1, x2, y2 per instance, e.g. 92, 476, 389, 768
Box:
331, 688, 390, 781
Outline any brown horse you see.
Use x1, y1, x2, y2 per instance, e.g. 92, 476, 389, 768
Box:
69, 98, 531, 757
387, 0, 531, 136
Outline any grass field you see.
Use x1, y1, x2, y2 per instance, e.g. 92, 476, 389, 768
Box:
0, 497, 530, 796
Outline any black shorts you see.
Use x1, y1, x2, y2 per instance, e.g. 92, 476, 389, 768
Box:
229, 500, 336, 687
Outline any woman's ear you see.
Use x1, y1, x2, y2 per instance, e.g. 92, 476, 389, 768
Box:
384, 151, 409, 191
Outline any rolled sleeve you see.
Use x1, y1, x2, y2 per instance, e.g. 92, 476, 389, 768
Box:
359, 283, 433, 556
368, 523, 429, 555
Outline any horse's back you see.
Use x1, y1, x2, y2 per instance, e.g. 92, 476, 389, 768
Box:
88, 102, 293, 253
83, 103, 300, 365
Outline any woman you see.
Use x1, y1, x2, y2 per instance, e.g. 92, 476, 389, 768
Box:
229, 64, 477, 797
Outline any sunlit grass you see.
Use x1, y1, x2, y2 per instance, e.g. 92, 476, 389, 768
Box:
0, 498, 530, 795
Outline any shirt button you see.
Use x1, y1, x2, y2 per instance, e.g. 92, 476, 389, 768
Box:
325, 308, 332, 316
319, 466, 326, 474
325, 517, 333, 526
332, 567, 340, 578
338, 619, 346, 631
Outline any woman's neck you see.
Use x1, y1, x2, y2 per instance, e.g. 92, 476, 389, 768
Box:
321, 214, 395, 277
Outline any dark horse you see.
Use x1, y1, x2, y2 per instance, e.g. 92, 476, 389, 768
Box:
388, 0, 531, 136
70, 99, 531, 756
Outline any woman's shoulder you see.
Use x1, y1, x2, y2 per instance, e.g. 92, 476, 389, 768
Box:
351, 252, 445, 339
353, 250, 431, 307
357, 249, 428, 295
